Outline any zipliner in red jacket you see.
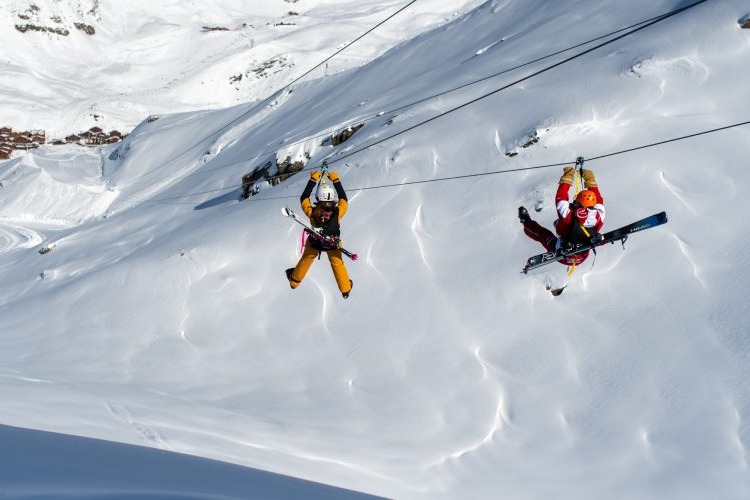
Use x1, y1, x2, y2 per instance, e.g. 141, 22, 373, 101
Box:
519, 166, 605, 266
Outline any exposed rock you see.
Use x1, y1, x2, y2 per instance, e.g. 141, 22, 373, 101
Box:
505, 130, 543, 157
271, 156, 306, 185
15, 24, 70, 36
74, 22, 96, 35
250, 57, 291, 79
14, 2, 98, 37
331, 123, 364, 146
241, 162, 272, 199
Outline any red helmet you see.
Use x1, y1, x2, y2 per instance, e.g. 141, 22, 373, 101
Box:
575, 190, 597, 208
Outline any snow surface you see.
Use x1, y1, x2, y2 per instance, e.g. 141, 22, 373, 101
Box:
0, 0, 480, 139
2, 0, 750, 498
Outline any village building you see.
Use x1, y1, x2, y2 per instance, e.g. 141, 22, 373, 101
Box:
0, 125, 127, 160
30, 130, 46, 143
12, 136, 33, 149
0, 144, 14, 160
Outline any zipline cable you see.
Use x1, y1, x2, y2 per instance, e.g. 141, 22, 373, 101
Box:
147, 0, 712, 203
181, 8, 678, 181
322, 0, 709, 167
148, 119, 750, 204
132, 0, 421, 179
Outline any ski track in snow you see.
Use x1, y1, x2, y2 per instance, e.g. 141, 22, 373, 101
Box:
426, 392, 506, 468
315, 276, 334, 336
0, 221, 43, 255
659, 171, 698, 215
417, 347, 511, 470
492, 129, 502, 155
671, 234, 706, 288
363, 241, 387, 284
410, 203, 432, 272
105, 401, 171, 450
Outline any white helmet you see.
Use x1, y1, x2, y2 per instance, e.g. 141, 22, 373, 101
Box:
316, 182, 337, 202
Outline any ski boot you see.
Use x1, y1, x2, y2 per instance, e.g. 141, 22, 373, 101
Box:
518, 206, 531, 224
342, 280, 353, 299
285, 268, 299, 289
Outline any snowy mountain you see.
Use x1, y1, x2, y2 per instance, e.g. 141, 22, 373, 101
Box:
0, 0, 480, 138
2, 0, 750, 498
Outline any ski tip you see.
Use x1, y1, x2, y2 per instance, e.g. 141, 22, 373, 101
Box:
351, 253, 359, 261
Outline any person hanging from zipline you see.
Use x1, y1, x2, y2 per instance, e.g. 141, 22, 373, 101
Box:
286, 170, 354, 298
518, 165, 605, 267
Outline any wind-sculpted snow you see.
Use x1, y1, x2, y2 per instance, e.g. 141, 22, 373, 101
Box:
1, 0, 750, 499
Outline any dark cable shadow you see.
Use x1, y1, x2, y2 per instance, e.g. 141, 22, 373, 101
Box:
194, 190, 242, 210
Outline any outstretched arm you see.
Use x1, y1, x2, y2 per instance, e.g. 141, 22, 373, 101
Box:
556, 167, 574, 219
328, 172, 348, 220
301, 171, 321, 218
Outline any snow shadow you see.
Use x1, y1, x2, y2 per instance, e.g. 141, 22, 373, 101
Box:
0, 424, 383, 499
194, 190, 241, 210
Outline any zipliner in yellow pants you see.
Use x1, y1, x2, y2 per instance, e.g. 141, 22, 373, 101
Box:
288, 239, 352, 294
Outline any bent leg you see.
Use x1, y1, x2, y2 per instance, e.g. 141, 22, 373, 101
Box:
522, 220, 558, 252
327, 250, 352, 293
290, 242, 319, 289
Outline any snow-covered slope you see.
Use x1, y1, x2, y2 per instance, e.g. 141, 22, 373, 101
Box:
0, 0, 482, 138
2, 0, 750, 498
0, 424, 378, 498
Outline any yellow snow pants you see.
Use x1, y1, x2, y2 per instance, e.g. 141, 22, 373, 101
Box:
289, 240, 352, 294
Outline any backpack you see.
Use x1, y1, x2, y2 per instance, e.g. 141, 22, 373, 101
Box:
564, 207, 598, 246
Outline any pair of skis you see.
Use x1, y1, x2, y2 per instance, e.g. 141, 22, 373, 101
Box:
522, 211, 668, 274
282, 206, 359, 261
283, 205, 667, 271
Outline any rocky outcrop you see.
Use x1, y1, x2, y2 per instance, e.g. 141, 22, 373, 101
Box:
331, 123, 364, 146
13, 2, 98, 37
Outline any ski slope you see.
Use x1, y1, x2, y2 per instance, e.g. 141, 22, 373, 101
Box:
2, 0, 750, 498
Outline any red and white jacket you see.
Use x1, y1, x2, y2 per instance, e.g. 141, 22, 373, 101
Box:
554, 182, 605, 252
